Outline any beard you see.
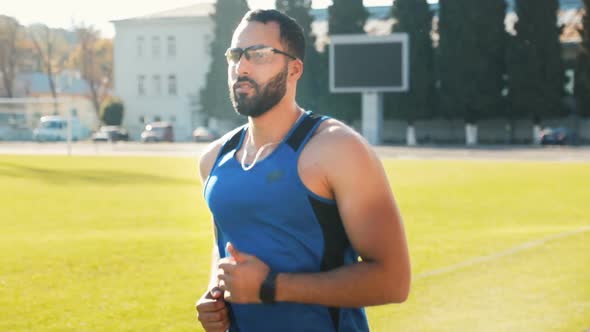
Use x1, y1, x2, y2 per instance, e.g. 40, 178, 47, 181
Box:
229, 65, 288, 118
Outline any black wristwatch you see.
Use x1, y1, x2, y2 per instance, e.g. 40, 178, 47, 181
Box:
259, 270, 278, 304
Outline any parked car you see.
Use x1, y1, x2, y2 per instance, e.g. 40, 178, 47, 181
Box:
141, 122, 174, 142
540, 127, 576, 145
192, 126, 219, 142
92, 126, 129, 142
33, 116, 90, 142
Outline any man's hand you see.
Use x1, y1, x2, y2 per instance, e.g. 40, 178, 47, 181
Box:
196, 286, 230, 332
218, 242, 270, 304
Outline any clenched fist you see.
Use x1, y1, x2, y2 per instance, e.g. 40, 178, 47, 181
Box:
196, 286, 230, 332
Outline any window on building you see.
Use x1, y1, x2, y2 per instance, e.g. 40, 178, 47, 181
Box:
152, 36, 161, 58
138, 75, 146, 95
153, 75, 161, 95
137, 36, 144, 57
168, 74, 177, 95
167, 36, 176, 57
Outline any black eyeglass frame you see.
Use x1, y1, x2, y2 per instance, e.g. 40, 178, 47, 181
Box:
225, 45, 298, 63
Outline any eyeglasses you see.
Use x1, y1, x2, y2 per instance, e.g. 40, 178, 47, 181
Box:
225, 45, 297, 65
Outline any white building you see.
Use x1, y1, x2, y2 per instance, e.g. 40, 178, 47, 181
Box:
112, 2, 215, 141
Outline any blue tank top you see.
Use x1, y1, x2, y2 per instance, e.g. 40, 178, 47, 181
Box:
204, 111, 370, 332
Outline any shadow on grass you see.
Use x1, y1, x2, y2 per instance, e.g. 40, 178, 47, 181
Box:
0, 161, 198, 186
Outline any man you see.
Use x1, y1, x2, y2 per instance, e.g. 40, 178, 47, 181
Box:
196, 9, 410, 332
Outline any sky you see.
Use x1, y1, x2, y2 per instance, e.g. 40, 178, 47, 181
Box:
2, 0, 399, 38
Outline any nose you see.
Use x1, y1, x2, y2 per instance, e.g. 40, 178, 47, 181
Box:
233, 55, 252, 77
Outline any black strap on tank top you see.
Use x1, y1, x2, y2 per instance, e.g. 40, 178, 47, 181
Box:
286, 112, 323, 152
215, 126, 245, 164
215, 112, 323, 165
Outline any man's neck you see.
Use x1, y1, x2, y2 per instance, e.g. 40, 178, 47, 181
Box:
247, 100, 304, 148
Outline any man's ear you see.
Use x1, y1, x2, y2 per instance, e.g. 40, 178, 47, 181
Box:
289, 59, 304, 82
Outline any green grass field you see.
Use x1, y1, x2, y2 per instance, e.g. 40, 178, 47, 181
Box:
0, 154, 589, 332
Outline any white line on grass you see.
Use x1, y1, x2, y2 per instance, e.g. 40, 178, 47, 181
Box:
416, 225, 590, 280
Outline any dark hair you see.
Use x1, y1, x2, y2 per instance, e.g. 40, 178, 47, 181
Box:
242, 9, 306, 62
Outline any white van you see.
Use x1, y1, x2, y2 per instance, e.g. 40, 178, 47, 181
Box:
33, 116, 90, 142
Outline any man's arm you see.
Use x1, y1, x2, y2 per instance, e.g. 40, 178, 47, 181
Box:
208, 244, 221, 289
198, 137, 225, 290
198, 138, 224, 290
275, 127, 411, 307
195, 139, 230, 332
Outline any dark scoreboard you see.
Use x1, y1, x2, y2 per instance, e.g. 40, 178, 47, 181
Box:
329, 34, 409, 93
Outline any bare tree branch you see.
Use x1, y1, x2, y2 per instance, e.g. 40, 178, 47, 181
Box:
68, 24, 113, 117
0, 15, 22, 97
29, 24, 60, 111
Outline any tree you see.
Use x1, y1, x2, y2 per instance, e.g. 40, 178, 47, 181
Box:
100, 97, 124, 126
276, 0, 322, 111
0, 15, 23, 97
68, 25, 113, 117
438, 0, 507, 144
27, 24, 70, 110
199, 0, 249, 122
575, 0, 590, 117
387, 0, 435, 145
507, 0, 565, 127
322, 0, 369, 123
328, 0, 368, 34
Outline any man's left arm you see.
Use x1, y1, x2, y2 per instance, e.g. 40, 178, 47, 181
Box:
274, 131, 411, 307
218, 130, 411, 307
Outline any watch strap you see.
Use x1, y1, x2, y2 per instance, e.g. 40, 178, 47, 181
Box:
259, 270, 278, 304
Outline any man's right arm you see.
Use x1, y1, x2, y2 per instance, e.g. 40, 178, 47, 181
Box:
198, 137, 225, 292
196, 139, 230, 332
208, 244, 221, 290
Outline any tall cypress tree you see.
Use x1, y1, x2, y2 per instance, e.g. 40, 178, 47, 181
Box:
199, 0, 249, 122
575, 0, 590, 117
507, 0, 565, 124
438, 0, 467, 122
328, 0, 368, 34
322, 0, 369, 123
387, 0, 435, 125
276, 0, 321, 111
438, 0, 506, 125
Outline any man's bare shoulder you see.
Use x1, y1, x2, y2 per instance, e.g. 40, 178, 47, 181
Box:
310, 118, 371, 155
298, 117, 381, 198
304, 118, 378, 173
198, 126, 244, 182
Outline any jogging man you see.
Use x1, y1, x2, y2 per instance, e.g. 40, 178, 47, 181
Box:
196, 9, 410, 332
